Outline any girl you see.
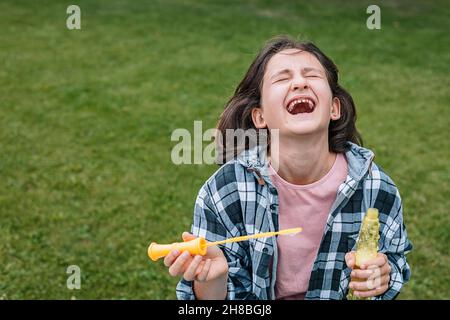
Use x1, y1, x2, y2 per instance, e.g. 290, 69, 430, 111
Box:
164, 36, 412, 300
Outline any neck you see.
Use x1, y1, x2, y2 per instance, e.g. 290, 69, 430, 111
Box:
270, 133, 336, 185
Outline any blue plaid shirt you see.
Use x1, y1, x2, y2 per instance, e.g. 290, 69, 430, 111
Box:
176, 142, 412, 300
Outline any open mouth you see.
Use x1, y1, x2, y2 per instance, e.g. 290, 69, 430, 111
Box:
286, 97, 316, 115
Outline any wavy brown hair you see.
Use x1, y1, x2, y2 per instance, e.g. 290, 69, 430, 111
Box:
216, 35, 362, 162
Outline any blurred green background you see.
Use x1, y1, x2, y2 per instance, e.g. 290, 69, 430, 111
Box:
0, 0, 449, 299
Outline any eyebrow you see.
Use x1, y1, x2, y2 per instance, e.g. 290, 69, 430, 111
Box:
269, 67, 324, 80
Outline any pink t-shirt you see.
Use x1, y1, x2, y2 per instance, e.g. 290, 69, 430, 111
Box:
269, 153, 348, 300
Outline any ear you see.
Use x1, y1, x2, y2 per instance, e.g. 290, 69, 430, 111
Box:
330, 97, 341, 121
251, 107, 267, 129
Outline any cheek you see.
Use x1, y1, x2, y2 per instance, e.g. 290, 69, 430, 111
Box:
315, 82, 334, 105
262, 84, 285, 102
261, 85, 286, 113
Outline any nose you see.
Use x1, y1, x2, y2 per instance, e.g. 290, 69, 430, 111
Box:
290, 74, 308, 91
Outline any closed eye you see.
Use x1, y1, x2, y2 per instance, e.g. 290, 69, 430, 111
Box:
306, 74, 322, 78
273, 78, 289, 83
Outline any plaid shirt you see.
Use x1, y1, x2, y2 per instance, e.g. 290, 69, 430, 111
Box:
176, 142, 412, 300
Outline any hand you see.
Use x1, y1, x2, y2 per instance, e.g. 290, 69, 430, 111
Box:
164, 232, 228, 282
345, 251, 392, 298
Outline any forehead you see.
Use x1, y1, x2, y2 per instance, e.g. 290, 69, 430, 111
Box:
265, 49, 324, 74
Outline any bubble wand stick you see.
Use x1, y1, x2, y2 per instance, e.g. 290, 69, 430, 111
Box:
148, 227, 302, 261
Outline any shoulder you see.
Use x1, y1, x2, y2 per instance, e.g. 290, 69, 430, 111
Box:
198, 159, 254, 201
365, 162, 404, 229
203, 160, 243, 188
367, 162, 410, 245
368, 161, 401, 198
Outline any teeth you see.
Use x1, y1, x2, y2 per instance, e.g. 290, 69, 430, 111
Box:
287, 98, 315, 112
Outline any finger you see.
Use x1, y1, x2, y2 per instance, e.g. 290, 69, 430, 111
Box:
182, 232, 197, 242
183, 255, 203, 281
350, 273, 382, 291
351, 268, 376, 280
379, 261, 392, 276
352, 273, 390, 292
361, 254, 387, 269
354, 284, 389, 298
168, 250, 191, 277
349, 279, 371, 292
194, 260, 206, 277
164, 250, 181, 267
366, 272, 388, 290
196, 259, 212, 282
377, 274, 390, 287
345, 252, 356, 268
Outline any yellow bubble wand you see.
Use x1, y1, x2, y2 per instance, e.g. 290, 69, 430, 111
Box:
148, 227, 302, 261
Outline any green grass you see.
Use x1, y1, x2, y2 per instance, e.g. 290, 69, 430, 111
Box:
0, 0, 449, 299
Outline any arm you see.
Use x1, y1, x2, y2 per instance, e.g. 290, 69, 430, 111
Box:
376, 200, 412, 300
176, 184, 254, 300
346, 184, 412, 299
376, 188, 412, 300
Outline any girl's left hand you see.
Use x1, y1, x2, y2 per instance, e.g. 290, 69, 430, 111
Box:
345, 252, 392, 298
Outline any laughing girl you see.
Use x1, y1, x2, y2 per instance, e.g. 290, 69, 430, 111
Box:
165, 36, 412, 300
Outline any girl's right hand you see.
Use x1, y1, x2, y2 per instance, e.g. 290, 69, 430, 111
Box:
164, 232, 229, 282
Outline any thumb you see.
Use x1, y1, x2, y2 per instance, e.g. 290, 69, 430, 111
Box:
345, 251, 356, 269
182, 232, 197, 242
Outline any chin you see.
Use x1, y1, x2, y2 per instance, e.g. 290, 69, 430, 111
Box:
283, 119, 324, 136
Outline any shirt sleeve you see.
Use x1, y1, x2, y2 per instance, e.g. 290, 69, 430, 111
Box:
375, 191, 413, 300
176, 183, 255, 300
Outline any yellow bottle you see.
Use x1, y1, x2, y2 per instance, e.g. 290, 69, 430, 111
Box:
148, 238, 207, 261
347, 208, 380, 300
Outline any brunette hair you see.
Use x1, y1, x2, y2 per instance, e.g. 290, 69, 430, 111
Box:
216, 35, 363, 162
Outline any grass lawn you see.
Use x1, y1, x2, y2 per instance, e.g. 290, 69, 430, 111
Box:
0, 0, 449, 299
